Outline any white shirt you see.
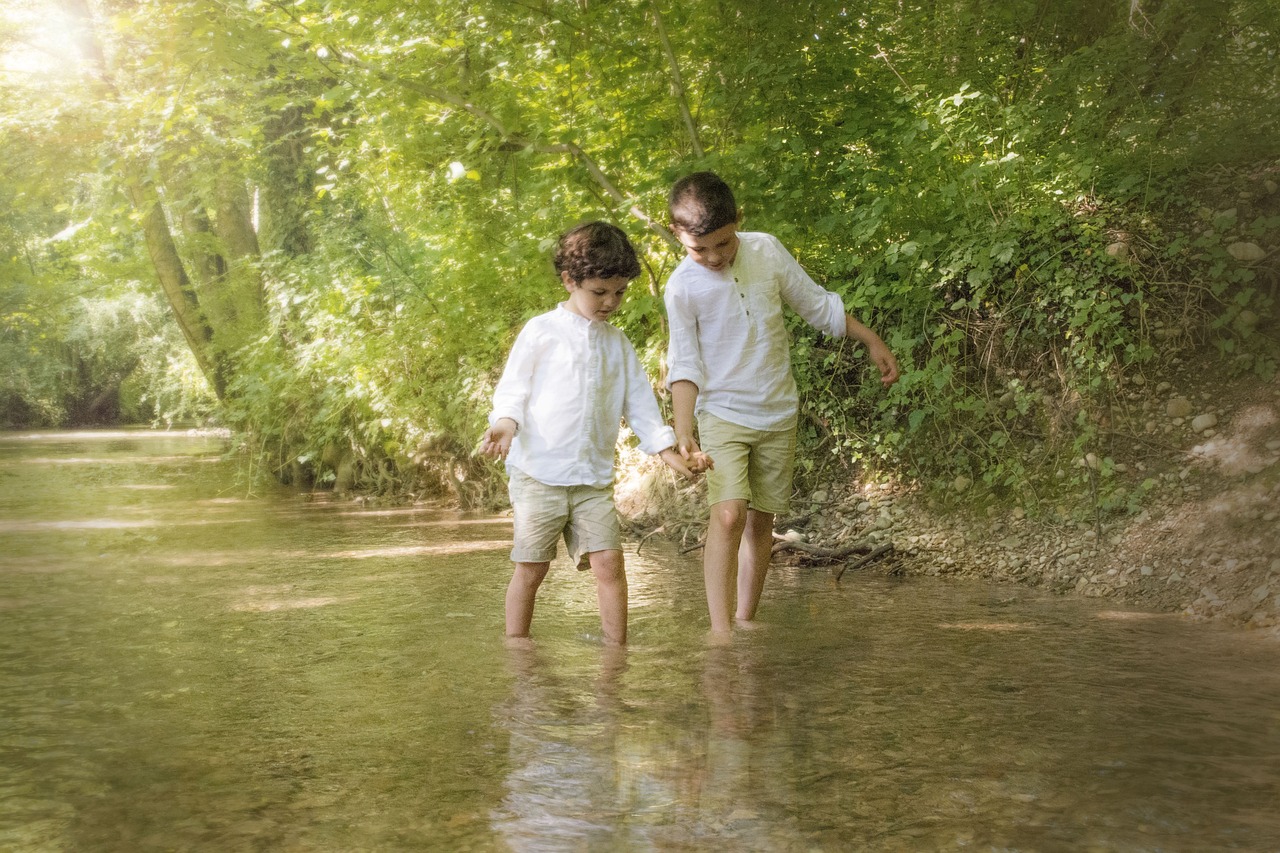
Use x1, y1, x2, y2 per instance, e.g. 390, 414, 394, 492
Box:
489, 305, 677, 488
664, 231, 847, 431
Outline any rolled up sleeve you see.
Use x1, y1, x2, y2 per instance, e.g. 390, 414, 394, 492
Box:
489, 326, 535, 427
620, 344, 677, 456
773, 236, 847, 339
664, 286, 707, 390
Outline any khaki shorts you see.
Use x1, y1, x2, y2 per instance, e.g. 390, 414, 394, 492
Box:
698, 412, 796, 515
507, 467, 621, 566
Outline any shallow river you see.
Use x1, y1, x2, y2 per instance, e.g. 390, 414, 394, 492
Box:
1, 431, 1278, 851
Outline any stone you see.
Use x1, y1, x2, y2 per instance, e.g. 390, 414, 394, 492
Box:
953, 475, 972, 493
1166, 396, 1193, 418
1227, 241, 1266, 262
1191, 413, 1219, 433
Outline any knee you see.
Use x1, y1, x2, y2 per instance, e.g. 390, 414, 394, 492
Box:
710, 501, 748, 534
589, 550, 626, 585
511, 562, 549, 590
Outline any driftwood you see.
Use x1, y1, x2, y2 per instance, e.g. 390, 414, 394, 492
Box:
770, 537, 869, 559
647, 513, 897, 580
833, 543, 895, 581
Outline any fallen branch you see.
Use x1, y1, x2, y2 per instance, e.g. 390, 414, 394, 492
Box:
834, 543, 895, 581
770, 538, 873, 560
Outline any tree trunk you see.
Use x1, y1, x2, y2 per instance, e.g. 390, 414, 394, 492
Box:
124, 175, 226, 399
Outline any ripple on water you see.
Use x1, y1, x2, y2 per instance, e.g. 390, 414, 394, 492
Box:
0, 432, 1278, 851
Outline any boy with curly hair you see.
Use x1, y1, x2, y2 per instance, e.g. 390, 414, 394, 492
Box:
482, 221, 706, 645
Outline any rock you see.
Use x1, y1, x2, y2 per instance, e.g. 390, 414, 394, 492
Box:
1227, 242, 1266, 262
1106, 242, 1130, 261
1191, 413, 1219, 433
1235, 310, 1259, 331
781, 529, 806, 543
953, 475, 972, 493
811, 490, 828, 504
1166, 396, 1194, 418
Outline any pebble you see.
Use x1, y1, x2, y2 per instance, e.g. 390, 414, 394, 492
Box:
1191, 413, 1219, 432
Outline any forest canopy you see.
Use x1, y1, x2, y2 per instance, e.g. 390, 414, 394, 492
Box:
2, 0, 1277, 511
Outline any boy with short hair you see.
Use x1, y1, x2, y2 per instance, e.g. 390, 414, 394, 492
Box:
481, 221, 704, 646
663, 171, 900, 636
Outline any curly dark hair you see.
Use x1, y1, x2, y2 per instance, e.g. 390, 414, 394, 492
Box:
669, 171, 738, 236
553, 221, 641, 283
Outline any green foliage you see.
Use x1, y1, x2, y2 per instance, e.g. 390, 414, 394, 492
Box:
3, 0, 1276, 517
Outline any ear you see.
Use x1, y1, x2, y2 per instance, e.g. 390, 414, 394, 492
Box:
560, 270, 577, 292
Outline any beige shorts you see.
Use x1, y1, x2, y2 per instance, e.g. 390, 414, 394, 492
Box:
507, 467, 621, 566
697, 412, 796, 515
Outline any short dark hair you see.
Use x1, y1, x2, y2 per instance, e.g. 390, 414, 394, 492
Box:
669, 171, 738, 236
553, 221, 641, 283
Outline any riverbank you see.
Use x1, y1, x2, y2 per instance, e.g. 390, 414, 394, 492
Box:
621, 361, 1280, 638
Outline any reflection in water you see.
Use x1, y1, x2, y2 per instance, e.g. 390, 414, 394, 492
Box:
1, 431, 1279, 850
493, 644, 630, 850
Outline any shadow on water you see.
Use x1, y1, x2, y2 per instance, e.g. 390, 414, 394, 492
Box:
1, 430, 1278, 850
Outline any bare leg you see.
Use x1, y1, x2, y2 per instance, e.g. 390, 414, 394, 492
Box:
505, 561, 550, 639
704, 499, 748, 636
588, 549, 628, 645
736, 508, 775, 623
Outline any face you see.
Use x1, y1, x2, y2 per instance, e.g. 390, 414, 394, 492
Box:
562, 274, 630, 321
674, 219, 740, 273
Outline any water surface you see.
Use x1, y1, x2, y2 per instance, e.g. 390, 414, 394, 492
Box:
2, 431, 1278, 851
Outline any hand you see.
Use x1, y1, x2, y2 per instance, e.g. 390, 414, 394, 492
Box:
687, 449, 714, 474
868, 341, 900, 387
659, 447, 698, 481
479, 418, 517, 459
676, 431, 701, 462
675, 433, 713, 474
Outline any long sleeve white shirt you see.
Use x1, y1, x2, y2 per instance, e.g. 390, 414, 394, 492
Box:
489, 305, 677, 488
664, 231, 847, 431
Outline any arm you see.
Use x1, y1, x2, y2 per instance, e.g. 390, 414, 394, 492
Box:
844, 315, 900, 387
663, 282, 712, 470
669, 380, 713, 474
619, 335, 711, 478
769, 234, 900, 388
670, 379, 700, 459
844, 313, 906, 384
480, 325, 536, 456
